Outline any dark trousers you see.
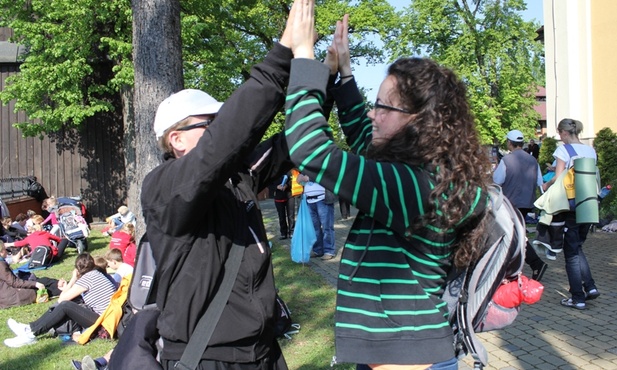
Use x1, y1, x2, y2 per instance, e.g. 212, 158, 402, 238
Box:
109, 309, 162, 370
518, 208, 544, 270
56, 239, 70, 259
339, 199, 351, 219
274, 200, 293, 237
561, 212, 596, 302
29, 300, 99, 336
162, 341, 288, 370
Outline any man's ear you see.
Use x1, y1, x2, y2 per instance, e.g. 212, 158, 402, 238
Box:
168, 131, 186, 153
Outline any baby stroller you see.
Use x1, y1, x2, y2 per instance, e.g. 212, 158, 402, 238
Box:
56, 197, 90, 254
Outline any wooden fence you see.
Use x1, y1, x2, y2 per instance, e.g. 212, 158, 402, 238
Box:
1, 56, 127, 221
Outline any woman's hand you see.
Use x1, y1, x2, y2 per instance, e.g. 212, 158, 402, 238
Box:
290, 0, 316, 59
279, 0, 298, 48
333, 14, 352, 77
57, 278, 67, 290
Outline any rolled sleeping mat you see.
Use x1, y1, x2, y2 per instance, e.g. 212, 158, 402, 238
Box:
574, 157, 599, 224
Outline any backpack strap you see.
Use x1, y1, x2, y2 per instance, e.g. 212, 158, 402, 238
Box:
564, 144, 578, 168
174, 242, 245, 370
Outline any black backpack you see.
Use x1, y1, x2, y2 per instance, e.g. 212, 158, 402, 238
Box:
441, 185, 526, 369
28, 246, 54, 269
117, 234, 158, 338
274, 293, 300, 339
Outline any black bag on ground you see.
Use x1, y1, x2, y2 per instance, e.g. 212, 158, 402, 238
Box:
274, 293, 300, 339
28, 246, 53, 269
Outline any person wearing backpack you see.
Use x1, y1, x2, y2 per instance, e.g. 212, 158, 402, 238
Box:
3, 223, 71, 262
131, 5, 314, 369
539, 118, 600, 310
285, 7, 490, 369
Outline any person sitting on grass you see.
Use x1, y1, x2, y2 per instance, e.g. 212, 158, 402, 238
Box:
104, 248, 133, 284
103, 206, 136, 236
3, 252, 117, 348
0, 241, 60, 309
108, 223, 136, 267
3, 223, 71, 262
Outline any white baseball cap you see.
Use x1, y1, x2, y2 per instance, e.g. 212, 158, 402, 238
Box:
506, 130, 524, 143
154, 89, 223, 140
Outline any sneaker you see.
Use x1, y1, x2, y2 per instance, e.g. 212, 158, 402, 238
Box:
81, 356, 103, 370
531, 263, 548, 282
71, 360, 83, 370
586, 289, 601, 300
560, 298, 586, 310
4, 334, 37, 348
310, 251, 323, 258
321, 254, 335, 261
7, 319, 31, 337
545, 250, 557, 261
279, 235, 288, 240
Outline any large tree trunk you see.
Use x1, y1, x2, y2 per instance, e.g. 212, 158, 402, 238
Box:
130, 0, 183, 238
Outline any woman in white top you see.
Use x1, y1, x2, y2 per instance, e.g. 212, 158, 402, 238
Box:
542, 119, 600, 310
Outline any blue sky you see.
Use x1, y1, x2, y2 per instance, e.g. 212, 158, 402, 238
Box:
354, 1, 544, 102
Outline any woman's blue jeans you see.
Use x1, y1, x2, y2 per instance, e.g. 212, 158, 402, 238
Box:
561, 212, 596, 303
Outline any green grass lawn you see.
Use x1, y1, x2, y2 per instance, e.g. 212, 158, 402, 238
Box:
0, 229, 353, 370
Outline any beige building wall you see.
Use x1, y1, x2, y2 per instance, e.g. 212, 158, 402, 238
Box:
542, 0, 617, 143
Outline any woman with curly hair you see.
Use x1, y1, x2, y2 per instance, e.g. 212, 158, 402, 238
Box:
4, 253, 116, 348
284, 7, 489, 369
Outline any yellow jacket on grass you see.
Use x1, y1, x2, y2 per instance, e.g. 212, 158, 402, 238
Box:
77, 274, 131, 344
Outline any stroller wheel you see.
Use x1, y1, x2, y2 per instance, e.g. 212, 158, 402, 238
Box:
76, 240, 87, 254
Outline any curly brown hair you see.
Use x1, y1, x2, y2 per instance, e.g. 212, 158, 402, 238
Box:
367, 58, 491, 268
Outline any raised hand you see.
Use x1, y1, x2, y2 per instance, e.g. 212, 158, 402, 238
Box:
334, 14, 352, 76
280, 0, 299, 48
290, 0, 316, 59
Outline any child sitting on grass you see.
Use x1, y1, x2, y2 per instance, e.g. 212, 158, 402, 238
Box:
108, 223, 136, 267
104, 248, 133, 284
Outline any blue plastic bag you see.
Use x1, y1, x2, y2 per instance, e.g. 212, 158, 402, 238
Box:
291, 195, 316, 263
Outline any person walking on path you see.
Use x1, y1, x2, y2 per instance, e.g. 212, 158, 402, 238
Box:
284, 7, 489, 369
539, 118, 601, 310
493, 130, 548, 280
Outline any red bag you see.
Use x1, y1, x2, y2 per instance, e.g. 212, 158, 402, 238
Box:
492, 275, 544, 308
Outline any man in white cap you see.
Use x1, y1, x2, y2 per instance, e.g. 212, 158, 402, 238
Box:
127, 3, 313, 368
493, 130, 549, 279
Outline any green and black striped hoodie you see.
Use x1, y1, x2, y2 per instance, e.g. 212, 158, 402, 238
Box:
285, 59, 487, 366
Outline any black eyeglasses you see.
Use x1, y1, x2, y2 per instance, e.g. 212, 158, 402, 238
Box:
176, 120, 213, 133
373, 100, 412, 114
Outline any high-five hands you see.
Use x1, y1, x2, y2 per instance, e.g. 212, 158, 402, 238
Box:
324, 14, 351, 76
289, 0, 316, 59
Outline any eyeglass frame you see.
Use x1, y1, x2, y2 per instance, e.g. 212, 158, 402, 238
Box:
175, 119, 213, 133
373, 100, 412, 114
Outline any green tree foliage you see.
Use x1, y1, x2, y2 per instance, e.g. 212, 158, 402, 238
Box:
1, 0, 400, 137
0, 0, 133, 137
538, 136, 557, 174
593, 128, 617, 219
593, 128, 617, 187
390, 0, 544, 144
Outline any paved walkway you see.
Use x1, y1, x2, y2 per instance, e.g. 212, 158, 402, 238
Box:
259, 199, 617, 370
